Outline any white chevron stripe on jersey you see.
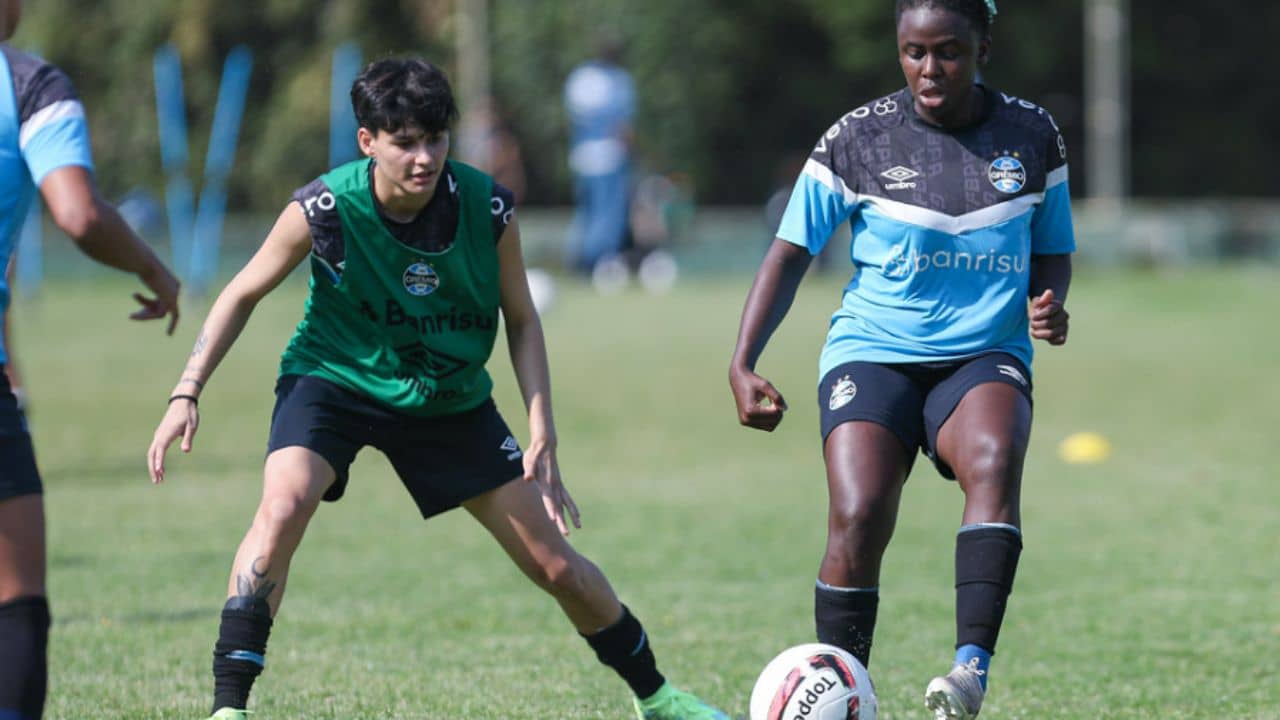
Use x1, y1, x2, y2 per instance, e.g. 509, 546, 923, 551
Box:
1045, 164, 1069, 190
803, 159, 1065, 234
18, 99, 85, 150
802, 157, 860, 203
861, 192, 1042, 235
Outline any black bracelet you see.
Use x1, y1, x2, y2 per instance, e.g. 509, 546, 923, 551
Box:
168, 394, 199, 406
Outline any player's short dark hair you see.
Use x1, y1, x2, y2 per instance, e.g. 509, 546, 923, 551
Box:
351, 57, 459, 135
895, 0, 996, 37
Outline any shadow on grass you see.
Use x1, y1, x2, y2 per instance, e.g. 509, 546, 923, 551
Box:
57, 606, 218, 626
43, 455, 258, 487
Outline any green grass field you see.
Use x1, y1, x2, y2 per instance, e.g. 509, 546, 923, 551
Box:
10, 264, 1279, 719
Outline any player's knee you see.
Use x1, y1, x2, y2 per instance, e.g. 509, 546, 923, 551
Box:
829, 495, 892, 544
534, 553, 591, 598
256, 493, 313, 537
957, 432, 1025, 488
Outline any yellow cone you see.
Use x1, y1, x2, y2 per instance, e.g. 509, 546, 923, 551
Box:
1058, 432, 1112, 464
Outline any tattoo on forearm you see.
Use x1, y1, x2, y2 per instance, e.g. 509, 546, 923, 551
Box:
235, 556, 278, 602
190, 331, 209, 358
180, 375, 205, 388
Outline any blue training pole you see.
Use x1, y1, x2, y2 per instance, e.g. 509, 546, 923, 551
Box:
190, 45, 253, 296
153, 44, 194, 284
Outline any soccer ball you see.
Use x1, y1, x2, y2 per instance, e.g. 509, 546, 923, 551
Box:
749, 643, 877, 720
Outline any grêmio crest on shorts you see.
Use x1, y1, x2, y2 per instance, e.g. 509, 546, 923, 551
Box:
279, 159, 501, 417
776, 86, 1077, 380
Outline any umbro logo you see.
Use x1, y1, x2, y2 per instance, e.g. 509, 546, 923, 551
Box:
996, 364, 1028, 387
499, 436, 523, 461
881, 165, 919, 190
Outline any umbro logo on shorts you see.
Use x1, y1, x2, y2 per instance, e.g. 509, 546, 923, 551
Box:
499, 435, 522, 461
996, 364, 1028, 387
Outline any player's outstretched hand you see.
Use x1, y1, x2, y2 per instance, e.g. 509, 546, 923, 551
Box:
523, 438, 580, 536
729, 365, 788, 432
1030, 288, 1069, 346
131, 260, 181, 335
147, 397, 200, 484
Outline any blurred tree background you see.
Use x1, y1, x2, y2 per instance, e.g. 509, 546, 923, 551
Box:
9, 0, 1277, 210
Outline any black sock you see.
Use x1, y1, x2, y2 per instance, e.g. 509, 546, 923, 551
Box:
815, 581, 879, 667
955, 524, 1022, 652
0, 596, 50, 719
582, 605, 666, 700
211, 597, 273, 713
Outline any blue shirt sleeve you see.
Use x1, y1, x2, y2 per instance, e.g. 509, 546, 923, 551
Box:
21, 100, 93, 185
776, 160, 858, 255
1030, 169, 1075, 254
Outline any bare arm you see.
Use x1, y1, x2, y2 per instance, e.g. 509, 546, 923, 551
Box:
728, 238, 813, 431
147, 203, 313, 482
39, 166, 180, 333
497, 218, 579, 534
1028, 253, 1072, 346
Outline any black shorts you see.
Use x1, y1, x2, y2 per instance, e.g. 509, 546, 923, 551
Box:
817, 352, 1032, 479
0, 368, 41, 501
267, 374, 525, 519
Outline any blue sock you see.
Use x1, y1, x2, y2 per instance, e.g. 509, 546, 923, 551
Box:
954, 644, 991, 690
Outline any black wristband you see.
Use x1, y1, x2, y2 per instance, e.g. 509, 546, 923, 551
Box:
168, 394, 199, 406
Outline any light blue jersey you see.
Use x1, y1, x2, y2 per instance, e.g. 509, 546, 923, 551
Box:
777, 87, 1075, 379
0, 45, 93, 363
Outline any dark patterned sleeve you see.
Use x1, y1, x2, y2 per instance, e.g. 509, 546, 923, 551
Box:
1030, 111, 1075, 254
290, 179, 346, 279
491, 182, 516, 243
6, 47, 93, 182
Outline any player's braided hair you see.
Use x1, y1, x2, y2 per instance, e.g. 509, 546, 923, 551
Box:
895, 0, 997, 35
351, 57, 459, 134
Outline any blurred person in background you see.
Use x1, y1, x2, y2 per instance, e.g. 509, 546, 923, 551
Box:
728, 1, 1073, 718
563, 34, 635, 276
147, 57, 728, 720
0, 1, 181, 717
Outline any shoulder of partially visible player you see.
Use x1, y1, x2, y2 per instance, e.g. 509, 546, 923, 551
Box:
4, 46, 82, 117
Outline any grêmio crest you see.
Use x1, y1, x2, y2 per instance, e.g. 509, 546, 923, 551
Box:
403, 262, 440, 296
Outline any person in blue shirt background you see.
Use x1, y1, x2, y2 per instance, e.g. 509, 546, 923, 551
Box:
0, 1, 180, 717
563, 35, 635, 275
728, 1, 1072, 718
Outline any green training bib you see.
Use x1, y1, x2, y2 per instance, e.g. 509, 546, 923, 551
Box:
279, 159, 500, 416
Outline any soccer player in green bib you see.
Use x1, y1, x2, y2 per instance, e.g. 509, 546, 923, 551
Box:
147, 58, 728, 720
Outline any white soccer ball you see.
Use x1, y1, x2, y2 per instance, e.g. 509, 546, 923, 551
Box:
525, 267, 557, 314
749, 643, 877, 720
637, 248, 679, 294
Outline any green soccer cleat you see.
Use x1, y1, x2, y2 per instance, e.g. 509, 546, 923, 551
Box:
206, 709, 251, 720
924, 657, 986, 719
633, 682, 731, 720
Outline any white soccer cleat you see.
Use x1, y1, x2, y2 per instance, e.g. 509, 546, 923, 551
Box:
924, 657, 986, 719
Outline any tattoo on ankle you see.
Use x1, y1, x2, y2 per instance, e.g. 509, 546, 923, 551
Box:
236, 556, 278, 603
